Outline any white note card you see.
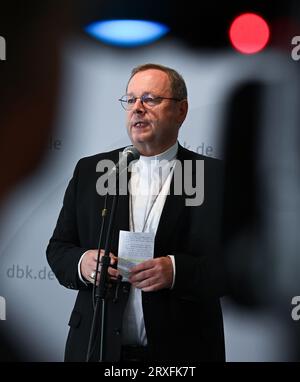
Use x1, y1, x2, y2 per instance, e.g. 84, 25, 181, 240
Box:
117, 230, 155, 281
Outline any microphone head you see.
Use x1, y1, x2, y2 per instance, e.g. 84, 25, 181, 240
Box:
123, 146, 140, 162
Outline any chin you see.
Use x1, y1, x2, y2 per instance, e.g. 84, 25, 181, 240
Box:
131, 132, 153, 145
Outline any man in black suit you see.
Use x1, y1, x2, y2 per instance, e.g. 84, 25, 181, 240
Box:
47, 63, 226, 362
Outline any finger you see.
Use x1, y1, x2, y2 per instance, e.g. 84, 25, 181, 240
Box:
141, 282, 161, 292
129, 269, 152, 283
99, 251, 115, 258
92, 251, 116, 261
108, 267, 120, 278
110, 257, 117, 266
131, 276, 156, 290
130, 260, 154, 274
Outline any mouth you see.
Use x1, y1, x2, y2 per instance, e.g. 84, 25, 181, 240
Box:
132, 121, 149, 129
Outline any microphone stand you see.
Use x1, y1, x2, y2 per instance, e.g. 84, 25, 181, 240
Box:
97, 177, 119, 362
85, 172, 120, 362
85, 147, 139, 362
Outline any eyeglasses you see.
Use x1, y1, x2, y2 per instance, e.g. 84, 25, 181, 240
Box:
118, 93, 182, 110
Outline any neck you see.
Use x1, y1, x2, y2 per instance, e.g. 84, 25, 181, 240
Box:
136, 140, 177, 157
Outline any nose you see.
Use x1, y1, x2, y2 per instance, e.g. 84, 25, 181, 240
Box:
132, 97, 145, 114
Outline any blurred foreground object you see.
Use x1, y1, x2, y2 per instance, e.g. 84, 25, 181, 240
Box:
0, 0, 73, 361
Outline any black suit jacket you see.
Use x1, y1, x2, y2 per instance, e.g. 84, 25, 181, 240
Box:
47, 144, 226, 362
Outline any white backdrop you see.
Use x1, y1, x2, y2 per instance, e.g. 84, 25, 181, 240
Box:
0, 36, 295, 361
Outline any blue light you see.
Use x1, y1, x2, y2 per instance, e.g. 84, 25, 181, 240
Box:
85, 19, 169, 47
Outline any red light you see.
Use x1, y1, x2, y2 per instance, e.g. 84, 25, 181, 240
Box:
229, 13, 270, 54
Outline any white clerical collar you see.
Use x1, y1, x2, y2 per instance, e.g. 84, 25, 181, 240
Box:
138, 141, 178, 166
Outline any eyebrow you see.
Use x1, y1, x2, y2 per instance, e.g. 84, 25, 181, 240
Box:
126, 92, 154, 95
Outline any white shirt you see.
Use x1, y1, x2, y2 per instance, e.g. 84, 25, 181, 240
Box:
122, 141, 178, 346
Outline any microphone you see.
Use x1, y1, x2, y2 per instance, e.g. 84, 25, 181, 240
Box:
108, 146, 140, 177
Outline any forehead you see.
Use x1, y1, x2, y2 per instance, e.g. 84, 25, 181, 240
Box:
127, 69, 171, 95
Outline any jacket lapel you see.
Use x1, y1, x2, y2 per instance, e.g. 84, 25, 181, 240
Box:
154, 144, 189, 256
110, 181, 130, 256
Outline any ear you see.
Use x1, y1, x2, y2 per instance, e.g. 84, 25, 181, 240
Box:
177, 99, 188, 126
